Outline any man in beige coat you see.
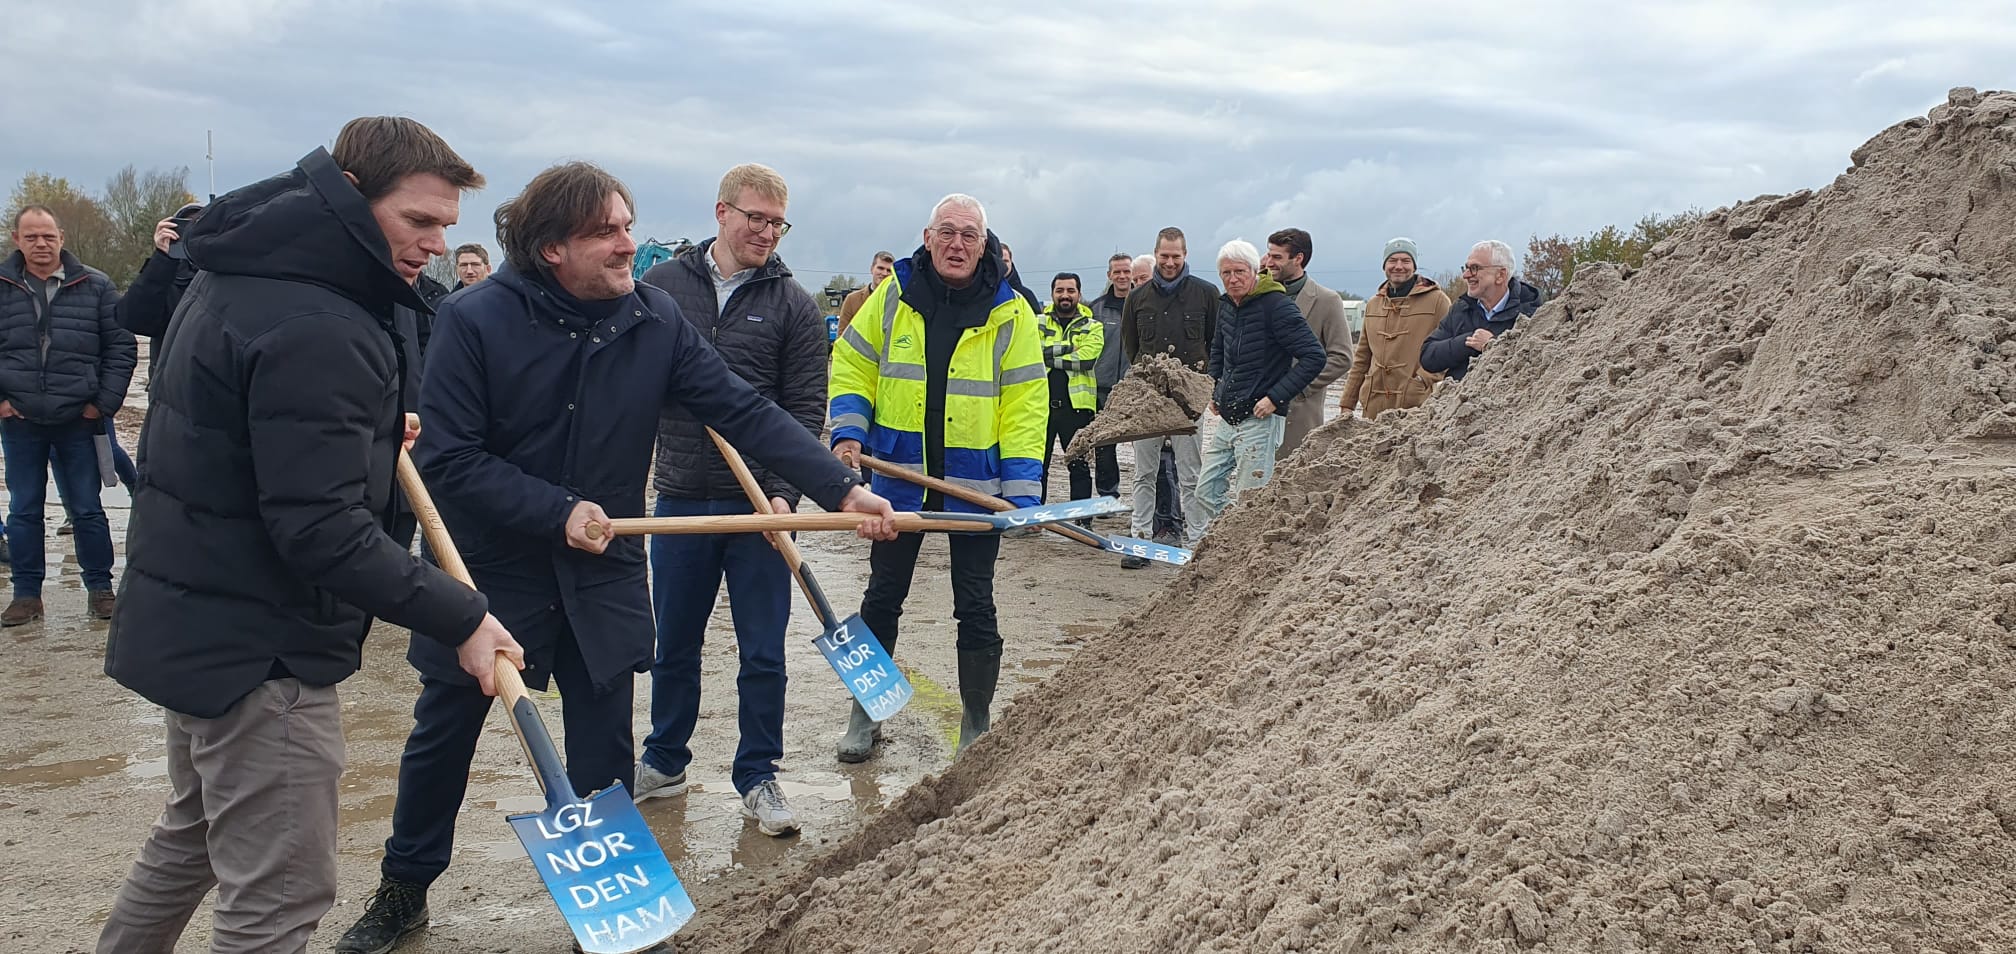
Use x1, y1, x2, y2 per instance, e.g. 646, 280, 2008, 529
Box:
1263, 228, 1354, 459
1341, 237, 1452, 421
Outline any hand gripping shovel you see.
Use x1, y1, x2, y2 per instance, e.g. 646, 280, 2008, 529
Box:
396, 451, 692, 954
705, 428, 911, 720
858, 456, 1192, 566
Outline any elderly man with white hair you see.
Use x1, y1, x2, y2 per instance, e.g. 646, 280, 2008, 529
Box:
827, 192, 1047, 762
1420, 239, 1544, 380
1192, 239, 1327, 535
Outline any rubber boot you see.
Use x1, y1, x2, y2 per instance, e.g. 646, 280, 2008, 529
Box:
955, 648, 1001, 757
836, 700, 881, 763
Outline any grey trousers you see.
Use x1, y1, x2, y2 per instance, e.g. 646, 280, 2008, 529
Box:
1130, 432, 1204, 544
98, 679, 345, 954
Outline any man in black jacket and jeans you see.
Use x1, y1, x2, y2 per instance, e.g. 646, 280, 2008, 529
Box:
632, 163, 830, 836
98, 117, 523, 954
0, 205, 136, 625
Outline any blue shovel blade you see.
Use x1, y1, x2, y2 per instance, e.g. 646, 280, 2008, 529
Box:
813, 614, 913, 721
1096, 534, 1192, 565
508, 786, 694, 953
986, 495, 1131, 528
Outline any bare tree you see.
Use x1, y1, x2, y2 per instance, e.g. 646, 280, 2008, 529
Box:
422, 254, 456, 288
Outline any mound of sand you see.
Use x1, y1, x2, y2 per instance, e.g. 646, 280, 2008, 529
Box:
691, 88, 2016, 953
1065, 353, 1216, 460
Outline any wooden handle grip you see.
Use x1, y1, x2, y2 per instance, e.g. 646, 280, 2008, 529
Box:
395, 450, 528, 708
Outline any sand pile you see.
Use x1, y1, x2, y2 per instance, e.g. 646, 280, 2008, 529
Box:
1066, 353, 1215, 460
689, 88, 2016, 953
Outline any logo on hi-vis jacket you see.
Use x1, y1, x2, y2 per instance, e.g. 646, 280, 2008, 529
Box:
893, 334, 915, 350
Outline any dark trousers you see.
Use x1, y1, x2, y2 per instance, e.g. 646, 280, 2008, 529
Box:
1094, 444, 1119, 498
380, 625, 632, 888
642, 496, 791, 796
859, 531, 1001, 659
1041, 404, 1094, 503
3, 417, 114, 594
1154, 442, 1183, 539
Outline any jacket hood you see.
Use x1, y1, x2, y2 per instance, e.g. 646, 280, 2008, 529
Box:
680, 237, 794, 284
183, 147, 426, 317
1226, 272, 1288, 305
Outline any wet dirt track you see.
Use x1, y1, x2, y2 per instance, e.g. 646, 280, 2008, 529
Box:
0, 457, 1171, 953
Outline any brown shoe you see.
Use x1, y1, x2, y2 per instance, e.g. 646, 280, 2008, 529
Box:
2, 598, 44, 626
88, 591, 116, 620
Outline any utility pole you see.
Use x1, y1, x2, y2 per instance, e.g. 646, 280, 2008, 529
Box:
207, 130, 216, 201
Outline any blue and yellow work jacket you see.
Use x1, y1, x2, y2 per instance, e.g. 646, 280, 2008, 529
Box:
830, 256, 1048, 512
1039, 302, 1104, 412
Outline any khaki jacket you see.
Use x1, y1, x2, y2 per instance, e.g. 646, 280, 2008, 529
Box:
1279, 277, 1356, 459
1342, 277, 1451, 420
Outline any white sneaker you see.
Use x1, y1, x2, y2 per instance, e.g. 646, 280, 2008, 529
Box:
740, 779, 800, 837
632, 762, 686, 802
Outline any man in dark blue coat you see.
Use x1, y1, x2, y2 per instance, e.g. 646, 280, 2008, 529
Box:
1421, 239, 1544, 381
336, 161, 897, 954
1193, 239, 1326, 536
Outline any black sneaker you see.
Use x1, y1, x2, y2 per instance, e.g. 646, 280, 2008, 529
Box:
334, 878, 429, 954
1120, 554, 1150, 570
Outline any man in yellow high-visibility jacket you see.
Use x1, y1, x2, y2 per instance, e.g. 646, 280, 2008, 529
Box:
1037, 272, 1103, 505
828, 193, 1046, 762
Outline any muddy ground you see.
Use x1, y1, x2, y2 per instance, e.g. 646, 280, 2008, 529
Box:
0, 435, 1177, 952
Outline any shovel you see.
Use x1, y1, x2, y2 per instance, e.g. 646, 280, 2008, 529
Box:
704, 427, 911, 720
396, 451, 692, 954
858, 456, 1192, 566
584, 496, 1129, 539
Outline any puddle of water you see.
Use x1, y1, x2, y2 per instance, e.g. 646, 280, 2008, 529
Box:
1059, 622, 1105, 639
0, 754, 125, 788
341, 793, 400, 827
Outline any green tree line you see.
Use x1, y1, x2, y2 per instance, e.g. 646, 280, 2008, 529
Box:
1524, 210, 1702, 300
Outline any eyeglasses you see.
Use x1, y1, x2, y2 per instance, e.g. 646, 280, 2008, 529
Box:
931, 226, 984, 248
1460, 263, 1504, 275
725, 202, 791, 237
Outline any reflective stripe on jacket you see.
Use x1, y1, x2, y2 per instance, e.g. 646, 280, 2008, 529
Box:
829, 260, 1047, 511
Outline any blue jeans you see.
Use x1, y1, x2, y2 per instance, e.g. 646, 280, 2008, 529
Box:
105, 416, 137, 490
3, 417, 115, 595
1193, 411, 1287, 537
642, 496, 792, 796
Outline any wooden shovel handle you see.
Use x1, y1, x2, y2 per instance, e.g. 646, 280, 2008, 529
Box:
395, 450, 530, 709
858, 456, 1110, 549
705, 427, 802, 567
592, 511, 989, 536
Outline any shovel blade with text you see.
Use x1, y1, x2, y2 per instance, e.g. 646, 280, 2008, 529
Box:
814, 614, 912, 721
508, 786, 693, 953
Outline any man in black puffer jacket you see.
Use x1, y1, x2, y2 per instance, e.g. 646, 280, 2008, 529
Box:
0, 205, 136, 625
1193, 239, 1325, 537
633, 163, 830, 835
98, 118, 522, 954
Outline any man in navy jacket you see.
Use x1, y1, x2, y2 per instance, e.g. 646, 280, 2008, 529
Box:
1421, 239, 1544, 381
335, 161, 896, 954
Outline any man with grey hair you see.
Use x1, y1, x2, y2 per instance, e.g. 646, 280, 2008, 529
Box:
1421, 239, 1543, 380
1194, 239, 1325, 535
828, 192, 1046, 760
1087, 252, 1132, 498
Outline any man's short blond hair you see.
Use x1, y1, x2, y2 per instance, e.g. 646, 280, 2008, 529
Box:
718, 163, 788, 206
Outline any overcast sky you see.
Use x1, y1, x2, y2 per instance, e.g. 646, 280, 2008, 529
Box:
5, 0, 2012, 297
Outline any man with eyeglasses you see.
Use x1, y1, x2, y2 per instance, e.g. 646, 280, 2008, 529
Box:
634, 163, 834, 837
828, 193, 1047, 762
1421, 239, 1543, 380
